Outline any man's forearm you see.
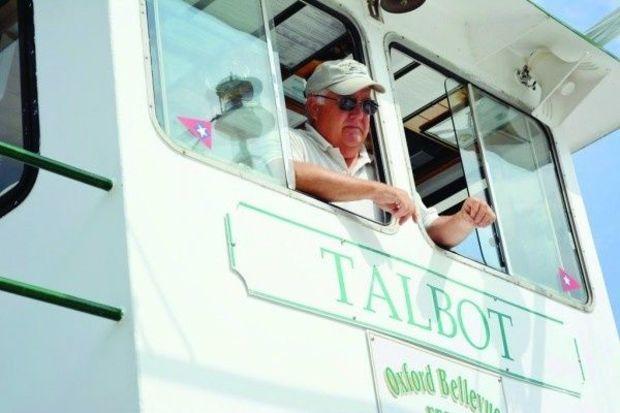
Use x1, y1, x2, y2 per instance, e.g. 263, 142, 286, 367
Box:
293, 161, 419, 223
426, 214, 475, 248
294, 161, 378, 201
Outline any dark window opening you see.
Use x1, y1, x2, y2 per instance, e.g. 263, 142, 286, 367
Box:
266, 0, 388, 223
0, 0, 39, 219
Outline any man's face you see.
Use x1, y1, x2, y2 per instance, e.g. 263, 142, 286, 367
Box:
309, 88, 372, 162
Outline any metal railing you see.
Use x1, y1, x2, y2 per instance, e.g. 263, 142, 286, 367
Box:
0, 140, 113, 191
0, 140, 122, 320
0, 275, 123, 321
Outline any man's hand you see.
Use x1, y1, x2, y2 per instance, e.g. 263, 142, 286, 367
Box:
456, 197, 496, 228
426, 197, 495, 248
370, 182, 419, 225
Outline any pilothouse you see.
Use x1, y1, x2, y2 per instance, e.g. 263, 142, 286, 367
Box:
0, 0, 618, 412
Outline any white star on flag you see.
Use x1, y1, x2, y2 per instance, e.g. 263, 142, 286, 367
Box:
177, 116, 213, 149
558, 267, 581, 292
196, 124, 207, 138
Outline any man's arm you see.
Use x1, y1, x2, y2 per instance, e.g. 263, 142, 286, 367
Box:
426, 197, 496, 248
294, 161, 495, 246
294, 161, 419, 224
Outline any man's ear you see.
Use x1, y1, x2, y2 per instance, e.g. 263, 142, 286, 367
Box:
306, 97, 321, 122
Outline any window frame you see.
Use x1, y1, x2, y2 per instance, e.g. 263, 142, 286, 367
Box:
0, 0, 40, 219
142, 0, 293, 187
139, 0, 401, 233
385, 36, 592, 310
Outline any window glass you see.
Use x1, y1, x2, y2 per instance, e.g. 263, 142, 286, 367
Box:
441, 80, 504, 272
389, 44, 586, 302
469, 86, 586, 301
389, 47, 503, 267
146, 0, 287, 184
0, 0, 25, 197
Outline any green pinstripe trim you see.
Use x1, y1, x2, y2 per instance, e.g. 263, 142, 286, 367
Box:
224, 214, 237, 270
238, 201, 564, 325
573, 338, 586, 382
250, 290, 581, 398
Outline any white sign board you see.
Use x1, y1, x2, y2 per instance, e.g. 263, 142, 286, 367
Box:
226, 202, 584, 398
369, 332, 507, 413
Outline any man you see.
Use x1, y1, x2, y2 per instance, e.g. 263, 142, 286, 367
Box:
290, 59, 495, 248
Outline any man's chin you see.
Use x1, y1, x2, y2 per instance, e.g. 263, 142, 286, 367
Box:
342, 131, 364, 145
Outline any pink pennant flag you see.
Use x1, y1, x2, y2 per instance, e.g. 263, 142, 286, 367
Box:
558, 267, 581, 292
177, 116, 213, 149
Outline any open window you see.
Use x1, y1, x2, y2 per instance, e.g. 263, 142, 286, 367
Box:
265, 0, 388, 224
0, 0, 38, 218
145, 0, 387, 223
389, 44, 588, 303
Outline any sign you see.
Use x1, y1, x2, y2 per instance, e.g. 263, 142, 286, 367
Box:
226, 202, 584, 397
369, 332, 507, 413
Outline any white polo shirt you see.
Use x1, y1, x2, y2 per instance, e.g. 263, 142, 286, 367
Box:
290, 124, 438, 227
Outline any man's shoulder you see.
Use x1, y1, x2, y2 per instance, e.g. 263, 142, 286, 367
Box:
289, 126, 310, 142
288, 126, 311, 161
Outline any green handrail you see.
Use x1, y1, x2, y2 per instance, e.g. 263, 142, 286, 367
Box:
0, 140, 113, 191
0, 275, 123, 321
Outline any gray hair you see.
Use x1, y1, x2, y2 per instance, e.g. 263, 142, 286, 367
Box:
305, 88, 329, 126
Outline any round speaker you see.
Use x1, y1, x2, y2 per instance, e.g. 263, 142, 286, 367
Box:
380, 0, 426, 13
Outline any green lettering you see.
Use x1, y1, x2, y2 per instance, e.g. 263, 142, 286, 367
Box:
401, 363, 413, 392
437, 368, 449, 397
459, 376, 466, 406
428, 285, 456, 337
469, 390, 478, 413
384, 368, 400, 398
320, 248, 354, 306
458, 299, 490, 350
425, 364, 436, 394
397, 372, 411, 393
397, 273, 432, 330
488, 308, 514, 361
364, 266, 401, 321
450, 378, 459, 402
410, 371, 421, 393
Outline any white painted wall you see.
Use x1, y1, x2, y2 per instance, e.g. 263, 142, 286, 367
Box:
0, 1, 139, 412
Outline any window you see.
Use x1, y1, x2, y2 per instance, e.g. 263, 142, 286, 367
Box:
146, 0, 389, 223
266, 0, 388, 223
0, 0, 39, 218
145, 0, 289, 184
390, 44, 587, 303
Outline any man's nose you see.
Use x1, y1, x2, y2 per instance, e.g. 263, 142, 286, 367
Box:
348, 103, 366, 119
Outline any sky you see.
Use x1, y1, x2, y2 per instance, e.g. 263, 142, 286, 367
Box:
531, 0, 619, 333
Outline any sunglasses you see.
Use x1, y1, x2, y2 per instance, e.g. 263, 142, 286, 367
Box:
311, 94, 379, 116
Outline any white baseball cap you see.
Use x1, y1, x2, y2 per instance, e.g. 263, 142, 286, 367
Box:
305, 59, 386, 96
